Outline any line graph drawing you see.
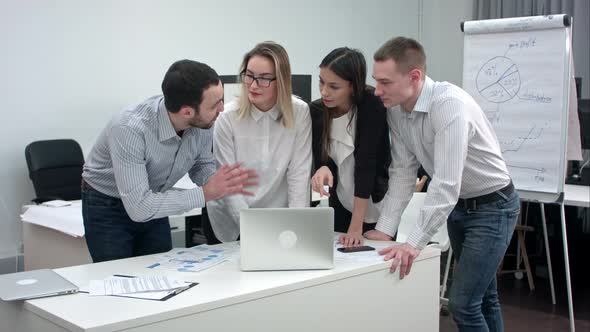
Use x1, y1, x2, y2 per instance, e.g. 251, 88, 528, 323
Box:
500, 123, 550, 184
476, 56, 521, 103
500, 124, 545, 154
507, 164, 547, 183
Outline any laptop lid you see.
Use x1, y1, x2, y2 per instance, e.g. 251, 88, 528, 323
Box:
240, 207, 334, 271
0, 269, 78, 301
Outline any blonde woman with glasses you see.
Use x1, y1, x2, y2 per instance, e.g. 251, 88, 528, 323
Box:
206, 41, 312, 243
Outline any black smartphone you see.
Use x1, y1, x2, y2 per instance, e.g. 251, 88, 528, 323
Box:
337, 245, 375, 253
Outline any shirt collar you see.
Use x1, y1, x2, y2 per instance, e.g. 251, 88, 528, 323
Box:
250, 103, 281, 122
157, 97, 179, 142
412, 76, 435, 114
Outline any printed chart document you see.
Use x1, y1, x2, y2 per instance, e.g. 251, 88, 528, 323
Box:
89, 275, 186, 296
147, 245, 230, 272
81, 276, 197, 301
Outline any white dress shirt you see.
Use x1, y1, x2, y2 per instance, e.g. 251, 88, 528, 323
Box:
377, 76, 511, 249
207, 96, 312, 242
329, 110, 382, 223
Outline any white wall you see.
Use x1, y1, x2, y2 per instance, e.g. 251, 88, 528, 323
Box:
0, 0, 422, 255
421, 0, 474, 85
0, 198, 16, 263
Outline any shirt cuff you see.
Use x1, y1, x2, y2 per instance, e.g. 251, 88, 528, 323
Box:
375, 216, 397, 238
188, 187, 206, 210
406, 227, 431, 250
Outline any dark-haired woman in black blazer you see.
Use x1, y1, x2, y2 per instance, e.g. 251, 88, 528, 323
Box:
310, 47, 391, 247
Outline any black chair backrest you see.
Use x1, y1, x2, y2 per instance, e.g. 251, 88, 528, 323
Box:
25, 139, 84, 202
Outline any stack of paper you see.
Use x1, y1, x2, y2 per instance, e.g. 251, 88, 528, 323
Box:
89, 275, 185, 296
88, 276, 187, 297
21, 200, 84, 237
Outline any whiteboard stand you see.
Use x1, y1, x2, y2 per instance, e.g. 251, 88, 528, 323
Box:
462, 14, 576, 331
521, 191, 575, 332
558, 201, 575, 332
519, 190, 565, 306
538, 202, 557, 305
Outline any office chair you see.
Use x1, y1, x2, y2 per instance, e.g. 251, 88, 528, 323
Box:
395, 192, 453, 310
25, 139, 84, 203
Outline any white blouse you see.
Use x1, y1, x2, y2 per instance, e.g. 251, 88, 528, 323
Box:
206, 96, 312, 242
329, 109, 382, 224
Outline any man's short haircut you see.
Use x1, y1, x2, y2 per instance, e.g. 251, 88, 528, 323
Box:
161, 60, 220, 113
373, 36, 427, 74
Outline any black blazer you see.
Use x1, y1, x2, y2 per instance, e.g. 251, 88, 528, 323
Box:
310, 90, 391, 203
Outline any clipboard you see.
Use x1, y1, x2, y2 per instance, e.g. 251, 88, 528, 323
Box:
79, 275, 199, 301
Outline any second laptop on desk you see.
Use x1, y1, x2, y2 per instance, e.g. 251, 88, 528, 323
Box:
239, 207, 334, 271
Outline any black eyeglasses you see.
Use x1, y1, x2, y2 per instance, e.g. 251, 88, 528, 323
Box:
241, 72, 276, 88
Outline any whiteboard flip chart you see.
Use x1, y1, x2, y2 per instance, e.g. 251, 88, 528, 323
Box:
462, 15, 572, 200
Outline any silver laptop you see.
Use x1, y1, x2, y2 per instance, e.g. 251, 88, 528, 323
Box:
0, 269, 78, 301
240, 207, 334, 271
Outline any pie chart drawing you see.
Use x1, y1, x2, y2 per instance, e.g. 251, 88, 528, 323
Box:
476, 56, 521, 103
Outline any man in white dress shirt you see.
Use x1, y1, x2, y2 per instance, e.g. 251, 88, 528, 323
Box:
366, 37, 519, 332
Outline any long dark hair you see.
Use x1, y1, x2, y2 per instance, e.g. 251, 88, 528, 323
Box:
319, 47, 367, 163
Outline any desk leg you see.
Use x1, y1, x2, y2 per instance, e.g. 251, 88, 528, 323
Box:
560, 204, 575, 332
539, 203, 556, 304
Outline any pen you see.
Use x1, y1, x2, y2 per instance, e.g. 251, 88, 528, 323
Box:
112, 274, 136, 278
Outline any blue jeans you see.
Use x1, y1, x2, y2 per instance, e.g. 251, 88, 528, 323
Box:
447, 190, 520, 332
82, 186, 172, 263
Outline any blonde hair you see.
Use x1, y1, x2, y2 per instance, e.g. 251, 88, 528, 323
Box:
237, 41, 294, 128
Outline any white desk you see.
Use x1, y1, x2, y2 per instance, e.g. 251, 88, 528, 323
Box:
564, 184, 590, 208
0, 241, 440, 332
22, 190, 327, 271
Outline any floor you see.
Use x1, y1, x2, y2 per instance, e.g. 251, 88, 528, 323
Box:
439, 263, 590, 331
440, 223, 590, 332
439, 202, 590, 331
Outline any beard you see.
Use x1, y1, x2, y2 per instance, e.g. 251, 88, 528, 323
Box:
188, 113, 216, 129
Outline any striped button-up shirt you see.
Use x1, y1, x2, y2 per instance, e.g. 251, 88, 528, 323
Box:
376, 77, 511, 250
82, 95, 216, 222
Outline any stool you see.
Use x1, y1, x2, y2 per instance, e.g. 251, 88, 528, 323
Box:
498, 224, 535, 291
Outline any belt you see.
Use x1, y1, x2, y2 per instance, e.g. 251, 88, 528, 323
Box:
457, 181, 514, 210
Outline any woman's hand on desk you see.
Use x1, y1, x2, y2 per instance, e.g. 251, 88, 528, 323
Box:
311, 166, 333, 197
339, 225, 364, 247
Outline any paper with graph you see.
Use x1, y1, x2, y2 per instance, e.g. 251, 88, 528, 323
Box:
462, 15, 572, 196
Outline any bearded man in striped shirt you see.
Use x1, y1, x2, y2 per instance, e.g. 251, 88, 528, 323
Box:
82, 60, 257, 263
